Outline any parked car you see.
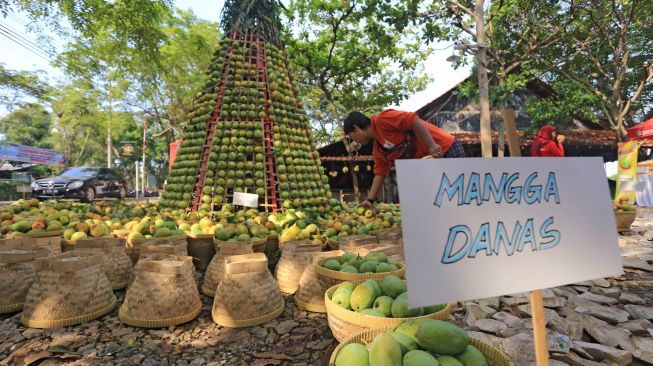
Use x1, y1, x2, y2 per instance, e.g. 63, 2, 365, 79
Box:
127, 188, 160, 198
31, 167, 128, 202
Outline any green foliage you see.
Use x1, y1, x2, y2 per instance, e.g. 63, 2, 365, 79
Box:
0, 63, 50, 109
525, 81, 601, 132
283, 0, 431, 144
0, 103, 52, 148
221, 0, 285, 44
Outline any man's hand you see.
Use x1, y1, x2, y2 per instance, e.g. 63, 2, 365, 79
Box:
427, 144, 443, 158
556, 134, 565, 144
359, 199, 374, 210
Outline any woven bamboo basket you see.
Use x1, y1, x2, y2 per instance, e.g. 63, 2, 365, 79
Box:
202, 242, 253, 297
139, 240, 188, 258
0, 247, 50, 313
345, 235, 378, 247
213, 238, 266, 253
275, 241, 322, 294
326, 237, 344, 250
0, 237, 37, 250
369, 227, 402, 241
314, 255, 406, 292
125, 236, 149, 265
264, 235, 280, 270
10, 233, 61, 255
324, 284, 452, 342
211, 253, 284, 328
21, 251, 116, 328
342, 243, 405, 262
328, 327, 515, 366
296, 250, 344, 313
73, 237, 132, 290
186, 233, 216, 271
119, 254, 201, 328
615, 210, 637, 231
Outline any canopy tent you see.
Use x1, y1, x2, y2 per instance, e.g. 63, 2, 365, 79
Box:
627, 117, 653, 140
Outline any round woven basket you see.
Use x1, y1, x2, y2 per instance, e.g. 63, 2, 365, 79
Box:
212, 253, 284, 328
615, 210, 637, 231
275, 241, 322, 294
369, 227, 402, 241
213, 238, 266, 253
341, 243, 405, 262
0, 237, 37, 251
296, 250, 344, 313
119, 254, 201, 328
314, 256, 406, 291
0, 247, 50, 313
202, 242, 253, 297
264, 236, 280, 271
125, 237, 149, 265
186, 233, 216, 271
140, 240, 188, 258
324, 284, 451, 342
73, 237, 132, 290
328, 327, 515, 366
12, 233, 61, 255
21, 252, 116, 328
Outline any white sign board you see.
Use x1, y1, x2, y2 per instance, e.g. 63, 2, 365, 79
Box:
233, 192, 259, 208
396, 157, 623, 308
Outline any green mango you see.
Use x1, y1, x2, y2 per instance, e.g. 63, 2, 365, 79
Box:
394, 319, 431, 343
350, 282, 376, 312
340, 252, 357, 264
391, 292, 422, 318
373, 296, 394, 317
363, 279, 383, 298
389, 332, 418, 355
376, 262, 395, 273
332, 287, 353, 310
348, 257, 365, 269
360, 308, 385, 317
403, 350, 439, 366
455, 345, 488, 366
417, 320, 469, 355
324, 259, 342, 271
381, 275, 406, 298
437, 356, 464, 366
337, 281, 355, 292
359, 260, 379, 273
423, 304, 447, 314
335, 343, 369, 366
340, 264, 359, 273
369, 333, 402, 366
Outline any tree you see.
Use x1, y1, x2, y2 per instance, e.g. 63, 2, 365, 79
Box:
54, 9, 221, 185
480, 0, 653, 139
283, 0, 431, 198
0, 63, 50, 109
0, 103, 51, 147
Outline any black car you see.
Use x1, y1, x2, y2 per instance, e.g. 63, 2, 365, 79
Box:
31, 167, 128, 202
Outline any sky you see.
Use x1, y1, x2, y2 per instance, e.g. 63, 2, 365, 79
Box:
0, 0, 471, 114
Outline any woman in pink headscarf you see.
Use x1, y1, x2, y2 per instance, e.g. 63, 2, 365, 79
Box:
531, 125, 565, 157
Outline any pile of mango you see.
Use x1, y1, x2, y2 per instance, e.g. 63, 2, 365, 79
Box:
331, 275, 445, 318
335, 319, 488, 366
322, 252, 399, 274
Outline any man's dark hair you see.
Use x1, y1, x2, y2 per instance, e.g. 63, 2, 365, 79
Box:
343, 111, 370, 134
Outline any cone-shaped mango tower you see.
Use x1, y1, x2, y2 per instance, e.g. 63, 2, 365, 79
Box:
160, 0, 335, 214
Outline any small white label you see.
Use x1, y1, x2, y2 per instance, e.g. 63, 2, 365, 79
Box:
383, 139, 395, 149
233, 192, 259, 207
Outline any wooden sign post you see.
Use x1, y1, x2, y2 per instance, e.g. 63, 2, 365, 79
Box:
396, 157, 623, 365
502, 118, 549, 366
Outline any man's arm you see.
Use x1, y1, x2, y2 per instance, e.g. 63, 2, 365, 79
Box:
411, 117, 442, 157
360, 174, 386, 209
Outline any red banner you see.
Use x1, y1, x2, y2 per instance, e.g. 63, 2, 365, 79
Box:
169, 140, 182, 172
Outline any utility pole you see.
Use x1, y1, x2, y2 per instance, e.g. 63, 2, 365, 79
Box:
107, 80, 113, 168
142, 118, 147, 196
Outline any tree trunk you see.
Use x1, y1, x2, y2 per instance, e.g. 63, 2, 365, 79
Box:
325, 94, 360, 201
501, 108, 521, 157
476, 0, 492, 158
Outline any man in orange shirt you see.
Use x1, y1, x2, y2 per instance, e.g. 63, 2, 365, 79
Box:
344, 109, 465, 209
